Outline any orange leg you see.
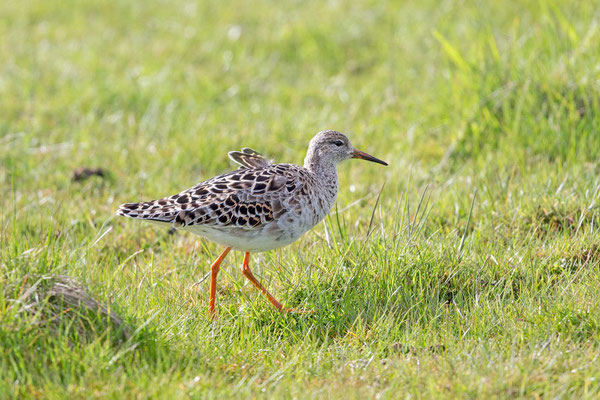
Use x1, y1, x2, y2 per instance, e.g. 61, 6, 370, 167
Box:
241, 252, 284, 311
209, 247, 232, 316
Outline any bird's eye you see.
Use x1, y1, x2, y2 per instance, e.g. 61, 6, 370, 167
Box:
332, 140, 344, 147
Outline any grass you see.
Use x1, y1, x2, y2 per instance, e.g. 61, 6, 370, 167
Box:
1, 0, 600, 397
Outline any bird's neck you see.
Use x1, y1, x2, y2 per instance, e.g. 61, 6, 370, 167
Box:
303, 152, 338, 179
303, 154, 339, 206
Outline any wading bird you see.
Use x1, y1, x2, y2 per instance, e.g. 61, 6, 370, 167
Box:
117, 130, 387, 315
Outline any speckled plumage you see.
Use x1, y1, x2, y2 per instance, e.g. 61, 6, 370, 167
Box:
118, 160, 332, 251
117, 130, 387, 313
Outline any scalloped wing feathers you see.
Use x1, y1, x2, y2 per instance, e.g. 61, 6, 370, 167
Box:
116, 164, 310, 231
228, 148, 271, 169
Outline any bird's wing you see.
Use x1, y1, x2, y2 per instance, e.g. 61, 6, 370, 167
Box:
228, 148, 272, 169
116, 164, 307, 230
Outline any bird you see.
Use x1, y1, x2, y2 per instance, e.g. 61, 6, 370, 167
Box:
116, 130, 387, 315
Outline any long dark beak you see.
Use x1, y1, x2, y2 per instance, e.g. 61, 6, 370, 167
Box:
351, 149, 388, 166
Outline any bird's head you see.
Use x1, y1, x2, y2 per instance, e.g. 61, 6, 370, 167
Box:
304, 130, 388, 169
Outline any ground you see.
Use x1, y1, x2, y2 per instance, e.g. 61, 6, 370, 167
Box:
1, 0, 600, 398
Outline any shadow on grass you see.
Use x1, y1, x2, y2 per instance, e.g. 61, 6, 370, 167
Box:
221, 251, 527, 345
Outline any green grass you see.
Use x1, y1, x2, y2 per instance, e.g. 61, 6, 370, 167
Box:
2, 0, 600, 397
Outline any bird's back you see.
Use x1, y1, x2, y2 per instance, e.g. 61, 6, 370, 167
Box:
117, 161, 337, 251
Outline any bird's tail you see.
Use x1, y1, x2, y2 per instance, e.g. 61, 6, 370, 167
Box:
116, 200, 177, 224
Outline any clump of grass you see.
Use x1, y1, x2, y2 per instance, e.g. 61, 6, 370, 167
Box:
6, 274, 130, 344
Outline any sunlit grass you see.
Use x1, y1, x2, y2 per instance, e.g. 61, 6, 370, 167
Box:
1, 0, 600, 398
